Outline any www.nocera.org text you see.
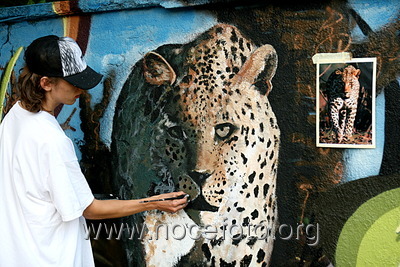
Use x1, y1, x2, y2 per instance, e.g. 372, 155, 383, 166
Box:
83, 221, 320, 246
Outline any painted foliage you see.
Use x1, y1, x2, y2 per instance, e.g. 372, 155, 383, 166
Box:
0, 0, 400, 266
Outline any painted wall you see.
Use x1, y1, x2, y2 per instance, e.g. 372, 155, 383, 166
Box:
1, 0, 399, 266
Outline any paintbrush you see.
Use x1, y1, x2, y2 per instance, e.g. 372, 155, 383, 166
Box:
139, 194, 190, 203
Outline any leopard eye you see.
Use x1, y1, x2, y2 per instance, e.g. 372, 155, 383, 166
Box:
167, 125, 186, 140
215, 123, 236, 140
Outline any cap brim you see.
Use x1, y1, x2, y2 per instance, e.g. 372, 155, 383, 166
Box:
63, 66, 103, 90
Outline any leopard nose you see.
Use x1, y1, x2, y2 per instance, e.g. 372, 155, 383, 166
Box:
344, 84, 351, 93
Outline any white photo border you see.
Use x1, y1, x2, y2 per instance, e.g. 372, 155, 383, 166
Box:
316, 57, 377, 148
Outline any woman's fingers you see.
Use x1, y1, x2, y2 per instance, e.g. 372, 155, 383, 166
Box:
169, 196, 189, 213
150, 191, 190, 213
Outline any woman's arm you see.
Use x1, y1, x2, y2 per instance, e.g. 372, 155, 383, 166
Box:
83, 192, 189, 220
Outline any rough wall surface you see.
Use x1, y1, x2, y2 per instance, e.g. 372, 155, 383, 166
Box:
0, 0, 399, 266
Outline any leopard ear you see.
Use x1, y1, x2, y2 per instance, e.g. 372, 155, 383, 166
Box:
143, 52, 176, 86
233, 44, 278, 96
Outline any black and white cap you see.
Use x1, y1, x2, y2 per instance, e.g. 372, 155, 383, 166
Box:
25, 35, 103, 90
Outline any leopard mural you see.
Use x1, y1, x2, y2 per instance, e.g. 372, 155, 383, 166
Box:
112, 24, 280, 266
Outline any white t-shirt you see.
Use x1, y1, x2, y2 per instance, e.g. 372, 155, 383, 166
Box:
0, 102, 95, 267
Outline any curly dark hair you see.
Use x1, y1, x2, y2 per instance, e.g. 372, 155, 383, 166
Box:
17, 66, 59, 113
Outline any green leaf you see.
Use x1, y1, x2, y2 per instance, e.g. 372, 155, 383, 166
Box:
0, 46, 23, 123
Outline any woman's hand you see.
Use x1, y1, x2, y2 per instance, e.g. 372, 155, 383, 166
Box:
143, 191, 189, 213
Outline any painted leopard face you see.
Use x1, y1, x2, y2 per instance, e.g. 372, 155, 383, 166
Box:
146, 36, 279, 212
